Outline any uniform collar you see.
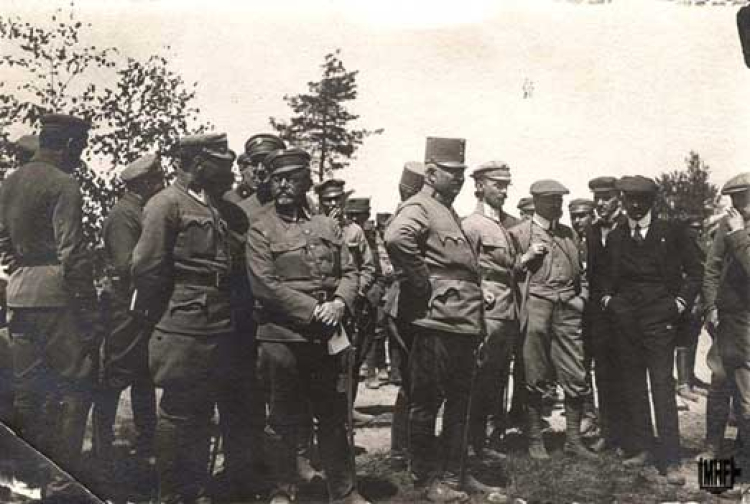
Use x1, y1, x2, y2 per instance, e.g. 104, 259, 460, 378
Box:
277, 204, 312, 223
533, 213, 554, 231
628, 210, 652, 230
478, 200, 504, 223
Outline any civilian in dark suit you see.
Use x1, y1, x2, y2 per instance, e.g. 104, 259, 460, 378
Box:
601, 176, 703, 485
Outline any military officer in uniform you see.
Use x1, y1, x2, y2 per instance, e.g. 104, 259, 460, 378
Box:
386, 137, 504, 503
131, 133, 236, 503
316, 179, 378, 425
517, 197, 535, 221
93, 154, 164, 469
461, 160, 520, 461
569, 199, 595, 239
0, 114, 98, 499
509, 179, 596, 461
601, 176, 702, 485
236, 134, 286, 220
247, 147, 368, 504
703, 172, 750, 465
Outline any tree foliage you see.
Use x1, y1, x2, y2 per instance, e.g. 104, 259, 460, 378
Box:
0, 4, 210, 252
655, 151, 720, 223
270, 49, 383, 181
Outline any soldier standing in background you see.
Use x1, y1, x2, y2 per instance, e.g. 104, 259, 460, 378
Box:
510, 180, 596, 461
386, 138, 504, 503
317, 179, 378, 426
131, 133, 236, 503
93, 154, 164, 473
237, 134, 287, 220
0, 114, 98, 499
517, 197, 535, 221
247, 148, 368, 504
461, 161, 520, 462
702, 173, 750, 465
601, 176, 702, 485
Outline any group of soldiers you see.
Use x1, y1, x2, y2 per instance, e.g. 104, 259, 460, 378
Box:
0, 113, 749, 504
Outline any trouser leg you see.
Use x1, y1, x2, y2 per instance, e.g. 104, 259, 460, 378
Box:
441, 336, 477, 477
130, 379, 157, 456
706, 372, 732, 448
92, 386, 121, 460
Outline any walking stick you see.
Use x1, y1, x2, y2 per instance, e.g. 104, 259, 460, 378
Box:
345, 344, 359, 491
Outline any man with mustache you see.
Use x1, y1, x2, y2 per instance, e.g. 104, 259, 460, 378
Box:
510, 179, 596, 461
236, 134, 287, 221
386, 137, 504, 503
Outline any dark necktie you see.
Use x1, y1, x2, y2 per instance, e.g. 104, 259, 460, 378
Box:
633, 224, 644, 245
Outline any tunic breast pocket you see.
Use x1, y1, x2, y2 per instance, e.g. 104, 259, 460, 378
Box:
178, 214, 216, 258
270, 239, 310, 279
310, 235, 341, 276
436, 229, 472, 262
480, 233, 511, 264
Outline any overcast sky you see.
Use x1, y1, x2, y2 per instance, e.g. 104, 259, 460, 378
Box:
4, 0, 750, 216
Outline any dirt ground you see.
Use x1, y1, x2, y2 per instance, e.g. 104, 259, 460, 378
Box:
1, 329, 748, 503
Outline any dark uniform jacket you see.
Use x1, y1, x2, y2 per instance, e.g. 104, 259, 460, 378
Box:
103, 191, 143, 297
602, 216, 703, 307
703, 220, 750, 315
0, 153, 94, 307
385, 188, 483, 335
131, 177, 232, 337
246, 207, 359, 343
584, 213, 629, 303
462, 202, 521, 321
343, 221, 378, 297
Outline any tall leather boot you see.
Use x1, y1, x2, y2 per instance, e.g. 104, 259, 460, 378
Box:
526, 394, 549, 460
563, 396, 598, 461
676, 347, 701, 402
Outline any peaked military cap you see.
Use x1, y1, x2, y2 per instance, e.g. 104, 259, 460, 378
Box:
517, 197, 534, 211
721, 172, 750, 195
616, 175, 658, 194
245, 134, 286, 163
121, 153, 162, 182
315, 178, 347, 198
14, 134, 39, 156
236, 153, 252, 167
346, 197, 371, 214
265, 148, 311, 175
400, 161, 425, 191
425, 137, 466, 170
40, 113, 90, 138
588, 176, 618, 193
472, 160, 511, 181
530, 179, 569, 196
568, 198, 595, 213
178, 133, 228, 158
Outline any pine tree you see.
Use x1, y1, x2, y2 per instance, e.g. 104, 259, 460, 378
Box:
655, 151, 720, 223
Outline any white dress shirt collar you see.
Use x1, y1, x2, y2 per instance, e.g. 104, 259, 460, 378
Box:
533, 213, 553, 231
628, 210, 652, 231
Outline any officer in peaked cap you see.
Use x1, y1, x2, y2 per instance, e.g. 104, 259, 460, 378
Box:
517, 197, 535, 221
600, 175, 702, 483
229, 134, 286, 207
399, 161, 426, 201
131, 133, 240, 503
462, 160, 520, 463
316, 179, 351, 221
568, 198, 595, 238
0, 113, 96, 499
703, 172, 750, 464
510, 178, 597, 461
386, 137, 504, 501
92, 154, 164, 473
246, 147, 370, 504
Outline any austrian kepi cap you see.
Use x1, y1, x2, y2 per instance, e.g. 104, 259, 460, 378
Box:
315, 178, 347, 198
120, 153, 162, 183
400, 161, 425, 192
425, 137, 466, 170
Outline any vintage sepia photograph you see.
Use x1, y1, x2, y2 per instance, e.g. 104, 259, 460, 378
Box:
1, 0, 750, 502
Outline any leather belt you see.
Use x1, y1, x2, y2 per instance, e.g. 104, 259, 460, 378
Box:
174, 270, 230, 289
427, 269, 480, 284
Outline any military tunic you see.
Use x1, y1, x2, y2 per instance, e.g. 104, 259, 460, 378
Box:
385, 187, 483, 482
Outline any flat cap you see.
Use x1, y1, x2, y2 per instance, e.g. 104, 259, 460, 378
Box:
40, 113, 90, 137
530, 179, 569, 196
13, 134, 39, 155
345, 197, 371, 214
721, 172, 750, 195
245, 134, 286, 163
616, 175, 658, 194
315, 178, 347, 198
568, 198, 595, 213
376, 212, 392, 226
400, 161, 425, 191
588, 176, 618, 193
265, 147, 311, 175
121, 153, 162, 182
517, 197, 535, 211
472, 160, 511, 181
425, 137, 466, 170
178, 133, 228, 156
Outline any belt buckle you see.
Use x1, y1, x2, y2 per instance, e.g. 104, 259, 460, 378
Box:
313, 290, 328, 303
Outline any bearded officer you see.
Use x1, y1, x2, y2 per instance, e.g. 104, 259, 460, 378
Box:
92, 154, 164, 471
461, 161, 520, 461
386, 137, 504, 503
131, 133, 236, 504
247, 147, 369, 504
601, 176, 702, 485
509, 179, 596, 461
0, 113, 97, 499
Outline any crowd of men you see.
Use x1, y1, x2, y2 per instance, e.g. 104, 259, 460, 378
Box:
0, 113, 749, 504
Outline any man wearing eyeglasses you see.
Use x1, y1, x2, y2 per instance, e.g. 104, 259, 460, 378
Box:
247, 148, 368, 504
461, 161, 520, 462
